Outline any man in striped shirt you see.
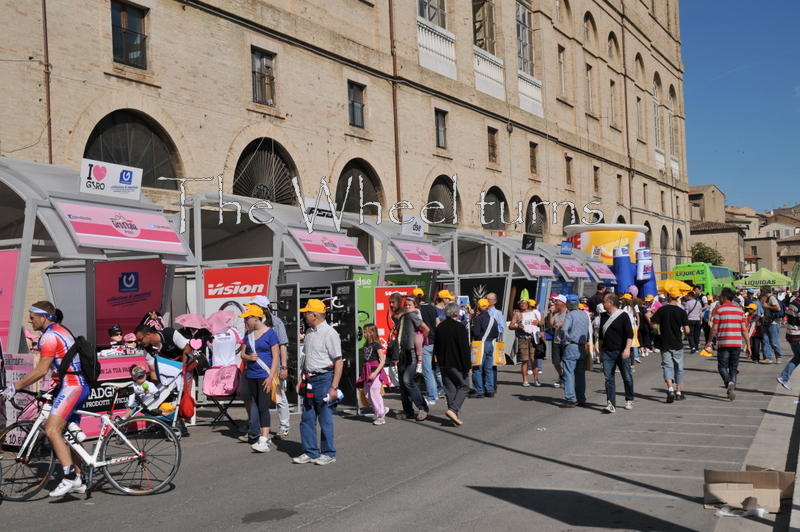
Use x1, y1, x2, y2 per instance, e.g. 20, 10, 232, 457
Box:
776, 295, 800, 391
705, 288, 750, 401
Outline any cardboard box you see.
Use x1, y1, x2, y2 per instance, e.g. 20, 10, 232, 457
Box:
703, 465, 795, 514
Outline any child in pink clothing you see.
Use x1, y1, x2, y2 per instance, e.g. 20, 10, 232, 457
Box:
360, 324, 390, 424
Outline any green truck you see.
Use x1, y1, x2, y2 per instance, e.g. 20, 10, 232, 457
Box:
672, 263, 737, 296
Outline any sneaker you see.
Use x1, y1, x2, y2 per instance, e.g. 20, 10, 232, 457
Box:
623, 401, 633, 410
416, 410, 428, 421
49, 477, 86, 497
426, 399, 437, 405
759, 359, 773, 364
292, 453, 317, 464
776, 358, 783, 364
395, 412, 414, 420
727, 382, 736, 401
533, 381, 541, 387
484, 392, 495, 398
275, 429, 289, 439
602, 403, 616, 414
383, 406, 390, 418
315, 454, 336, 466
559, 401, 578, 409
635, 358, 642, 364
238, 435, 258, 443
675, 393, 686, 401
438, 391, 446, 399
777, 377, 793, 391
373, 417, 386, 425
178, 424, 190, 438
522, 381, 531, 387
468, 393, 484, 399
553, 379, 562, 389
666, 390, 675, 403
238, 422, 251, 434
527, 369, 533, 375
251, 438, 272, 453
445, 409, 463, 425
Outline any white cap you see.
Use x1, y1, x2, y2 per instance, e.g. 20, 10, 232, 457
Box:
246, 295, 271, 308
553, 294, 567, 303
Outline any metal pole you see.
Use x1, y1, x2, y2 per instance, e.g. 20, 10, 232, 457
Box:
193, 196, 204, 315
452, 236, 460, 296
161, 264, 176, 321
269, 227, 283, 301
85, 259, 96, 346
8, 201, 38, 353
377, 241, 388, 286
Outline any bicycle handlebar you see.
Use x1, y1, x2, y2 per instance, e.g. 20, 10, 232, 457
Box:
9, 388, 53, 411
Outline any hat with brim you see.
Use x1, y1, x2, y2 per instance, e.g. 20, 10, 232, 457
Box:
746, 304, 758, 310
438, 289, 455, 299
238, 304, 264, 319
644, 295, 654, 302
299, 299, 327, 313
553, 294, 567, 303
246, 295, 270, 308
477, 298, 490, 309
412, 288, 424, 297
620, 293, 632, 300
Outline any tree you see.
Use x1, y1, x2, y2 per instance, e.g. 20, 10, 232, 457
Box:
690, 242, 724, 265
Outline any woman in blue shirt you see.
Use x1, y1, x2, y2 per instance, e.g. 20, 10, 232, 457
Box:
239, 304, 280, 453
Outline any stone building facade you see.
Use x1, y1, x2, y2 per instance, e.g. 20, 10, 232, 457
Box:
1, 0, 689, 266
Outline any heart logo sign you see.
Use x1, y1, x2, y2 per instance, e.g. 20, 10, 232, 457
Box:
189, 339, 203, 350
92, 165, 107, 181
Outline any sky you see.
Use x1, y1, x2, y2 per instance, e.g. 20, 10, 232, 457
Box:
680, 1, 800, 213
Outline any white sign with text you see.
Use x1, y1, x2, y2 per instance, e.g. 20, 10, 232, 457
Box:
79, 159, 143, 201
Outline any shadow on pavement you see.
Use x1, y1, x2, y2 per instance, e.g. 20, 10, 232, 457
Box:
467, 486, 699, 531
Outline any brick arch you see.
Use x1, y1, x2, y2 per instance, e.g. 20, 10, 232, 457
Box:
66, 91, 196, 178
329, 145, 389, 207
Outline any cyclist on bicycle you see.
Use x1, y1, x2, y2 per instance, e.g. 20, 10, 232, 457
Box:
2, 301, 90, 497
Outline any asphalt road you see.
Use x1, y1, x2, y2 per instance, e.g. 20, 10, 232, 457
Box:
2, 341, 797, 532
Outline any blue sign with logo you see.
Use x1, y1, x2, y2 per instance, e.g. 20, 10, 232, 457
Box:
119, 272, 140, 293
560, 241, 574, 255
119, 169, 134, 185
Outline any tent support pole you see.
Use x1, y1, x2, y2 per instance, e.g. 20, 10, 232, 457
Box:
161, 265, 176, 322
85, 260, 96, 347
453, 237, 460, 296
193, 196, 204, 315
8, 201, 38, 353
378, 242, 388, 286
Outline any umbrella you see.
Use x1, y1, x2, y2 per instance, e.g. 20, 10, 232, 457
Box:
174, 313, 212, 330
656, 279, 693, 297
207, 310, 236, 335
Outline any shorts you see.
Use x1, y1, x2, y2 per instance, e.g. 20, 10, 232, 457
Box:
517, 337, 534, 362
51, 385, 91, 424
551, 342, 565, 366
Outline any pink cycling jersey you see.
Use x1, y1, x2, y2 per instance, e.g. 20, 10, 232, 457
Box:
38, 323, 88, 387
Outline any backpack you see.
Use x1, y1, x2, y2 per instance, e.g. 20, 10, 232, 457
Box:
59, 335, 102, 386
776, 298, 787, 319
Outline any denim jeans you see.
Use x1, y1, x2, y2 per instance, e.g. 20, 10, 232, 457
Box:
471, 342, 496, 394
602, 349, 634, 406
763, 323, 782, 360
661, 349, 684, 385
716, 346, 740, 387
779, 339, 800, 383
561, 343, 586, 403
422, 344, 444, 402
299, 372, 335, 459
399, 362, 427, 416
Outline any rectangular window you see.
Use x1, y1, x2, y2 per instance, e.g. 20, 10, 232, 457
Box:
529, 142, 538, 173
585, 64, 593, 112
435, 109, 447, 149
660, 191, 665, 211
751, 246, 758, 255
111, 1, 147, 69
642, 183, 648, 205
516, 2, 535, 76
668, 108, 676, 155
617, 174, 623, 196
654, 96, 662, 148
487, 127, 498, 163
565, 156, 573, 186
557, 46, 566, 96
636, 96, 643, 138
347, 82, 365, 128
473, 0, 496, 55
251, 48, 276, 106
419, 0, 447, 29
593, 166, 600, 192
675, 195, 680, 216
609, 80, 616, 125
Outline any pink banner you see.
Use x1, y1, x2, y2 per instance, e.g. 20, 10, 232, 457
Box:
1, 353, 35, 429
394, 241, 450, 271
517, 253, 553, 277
586, 261, 616, 280
0, 249, 19, 349
95, 259, 165, 348
554, 258, 590, 278
290, 229, 367, 266
53, 200, 187, 255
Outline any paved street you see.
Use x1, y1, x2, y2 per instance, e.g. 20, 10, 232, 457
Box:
2, 339, 798, 532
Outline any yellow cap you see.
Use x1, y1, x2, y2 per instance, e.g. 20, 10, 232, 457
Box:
746, 303, 758, 310
620, 293, 632, 300
238, 303, 264, 319
412, 288, 424, 297
529, 299, 537, 307
438, 289, 455, 299
299, 299, 327, 313
477, 298, 489, 309
644, 294, 654, 301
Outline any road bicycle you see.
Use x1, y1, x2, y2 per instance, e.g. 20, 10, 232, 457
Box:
0, 385, 181, 500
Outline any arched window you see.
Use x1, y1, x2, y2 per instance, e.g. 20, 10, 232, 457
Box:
83, 109, 182, 189
525, 196, 548, 236
660, 226, 669, 277
643, 220, 652, 249
233, 138, 298, 204
561, 204, 576, 237
607, 32, 620, 61
668, 86, 677, 156
617, 215, 626, 224
653, 74, 662, 149
482, 186, 507, 230
427, 175, 459, 225
634, 54, 645, 81
675, 229, 684, 265
583, 12, 596, 46
555, 0, 571, 23
335, 159, 382, 216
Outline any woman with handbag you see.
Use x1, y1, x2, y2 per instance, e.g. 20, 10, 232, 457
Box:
239, 304, 280, 453
509, 299, 541, 387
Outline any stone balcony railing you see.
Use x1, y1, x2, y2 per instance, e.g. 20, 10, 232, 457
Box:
518, 70, 543, 117
473, 45, 505, 100
417, 18, 457, 80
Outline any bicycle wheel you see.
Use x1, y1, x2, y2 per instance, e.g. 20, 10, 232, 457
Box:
0, 421, 55, 501
99, 417, 181, 495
